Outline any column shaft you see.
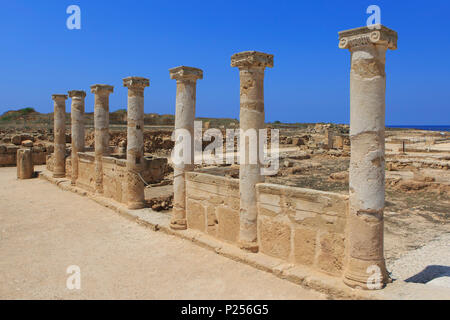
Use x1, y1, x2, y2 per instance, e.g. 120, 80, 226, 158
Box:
231, 51, 273, 252
169, 66, 203, 230
339, 25, 397, 289
17, 149, 34, 179
91, 85, 114, 194
172, 80, 196, 227
123, 77, 149, 210
69, 91, 86, 186
238, 67, 265, 249
52, 95, 67, 178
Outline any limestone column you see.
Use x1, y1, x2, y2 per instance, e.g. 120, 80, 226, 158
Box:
339, 26, 397, 289
52, 94, 68, 178
17, 149, 34, 179
231, 51, 273, 252
90, 84, 114, 194
169, 66, 203, 230
68, 90, 86, 186
123, 77, 150, 210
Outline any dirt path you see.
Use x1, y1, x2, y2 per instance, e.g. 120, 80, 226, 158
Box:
0, 167, 324, 300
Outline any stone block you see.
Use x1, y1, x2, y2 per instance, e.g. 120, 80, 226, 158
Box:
186, 199, 206, 232
217, 206, 239, 243
317, 232, 345, 276
11, 135, 21, 145
258, 217, 291, 260
293, 227, 317, 266
21, 140, 33, 147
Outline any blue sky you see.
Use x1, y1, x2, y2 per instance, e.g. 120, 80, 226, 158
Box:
1, 0, 449, 125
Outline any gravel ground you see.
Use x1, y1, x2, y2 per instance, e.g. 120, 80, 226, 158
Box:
388, 233, 450, 289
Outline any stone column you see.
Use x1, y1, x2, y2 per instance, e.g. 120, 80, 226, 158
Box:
68, 90, 86, 186
17, 149, 33, 179
90, 84, 114, 194
169, 66, 203, 230
231, 51, 274, 252
339, 25, 397, 289
123, 77, 150, 209
52, 94, 68, 178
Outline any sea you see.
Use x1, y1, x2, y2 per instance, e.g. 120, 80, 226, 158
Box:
387, 125, 450, 132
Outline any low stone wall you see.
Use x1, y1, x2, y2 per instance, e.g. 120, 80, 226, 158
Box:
77, 152, 96, 192
185, 171, 349, 277
0, 145, 49, 167
257, 183, 348, 276
185, 172, 241, 244
102, 156, 127, 203
387, 158, 450, 170
48, 152, 168, 204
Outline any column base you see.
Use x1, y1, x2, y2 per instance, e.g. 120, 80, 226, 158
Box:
53, 172, 65, 178
239, 241, 259, 253
170, 218, 187, 230
128, 201, 146, 210
343, 257, 390, 290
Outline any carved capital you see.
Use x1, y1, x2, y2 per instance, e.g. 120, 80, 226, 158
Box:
51, 94, 68, 101
169, 66, 203, 81
231, 51, 274, 69
90, 84, 114, 95
123, 76, 150, 90
68, 90, 86, 99
339, 25, 397, 51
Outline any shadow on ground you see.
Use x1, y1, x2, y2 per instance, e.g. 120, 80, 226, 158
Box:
406, 265, 450, 284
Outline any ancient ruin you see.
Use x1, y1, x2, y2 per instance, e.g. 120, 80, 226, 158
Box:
231, 51, 274, 252
169, 66, 203, 230
91, 84, 114, 194
2, 23, 449, 298
339, 25, 398, 289
123, 77, 150, 210
69, 90, 86, 185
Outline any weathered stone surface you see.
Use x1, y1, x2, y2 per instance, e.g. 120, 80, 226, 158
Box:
16, 148, 33, 179
317, 232, 345, 276
21, 140, 33, 147
68, 90, 86, 186
51, 94, 68, 178
232, 50, 274, 251
123, 77, 149, 209
170, 67, 202, 229
91, 84, 113, 193
258, 217, 291, 260
339, 24, 397, 289
293, 228, 317, 266
11, 135, 21, 145
217, 206, 240, 243
186, 199, 206, 231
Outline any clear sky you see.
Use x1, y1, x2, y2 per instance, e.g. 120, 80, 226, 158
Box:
1, 0, 449, 125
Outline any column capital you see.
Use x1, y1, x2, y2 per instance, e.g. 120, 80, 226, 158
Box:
90, 84, 114, 95
339, 25, 397, 50
51, 94, 68, 101
68, 90, 86, 98
231, 51, 274, 69
123, 76, 150, 89
169, 66, 203, 81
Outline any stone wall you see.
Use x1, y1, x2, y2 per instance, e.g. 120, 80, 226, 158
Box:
48, 152, 168, 204
77, 152, 96, 192
0, 145, 50, 167
102, 156, 127, 203
185, 172, 241, 244
185, 171, 349, 277
257, 183, 348, 276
